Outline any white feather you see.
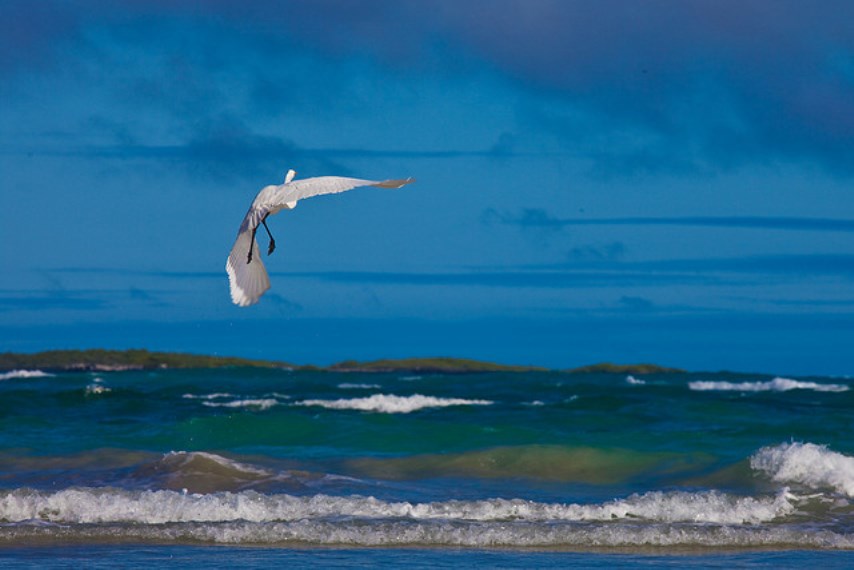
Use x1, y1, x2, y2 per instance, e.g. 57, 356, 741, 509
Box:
225, 232, 270, 307
226, 170, 414, 306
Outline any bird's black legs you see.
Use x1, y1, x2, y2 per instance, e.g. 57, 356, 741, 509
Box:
247, 215, 276, 264
247, 226, 257, 264
261, 216, 276, 255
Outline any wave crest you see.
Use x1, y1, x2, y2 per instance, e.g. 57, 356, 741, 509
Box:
0, 488, 795, 526
689, 377, 849, 393
0, 370, 54, 381
295, 394, 493, 413
751, 442, 854, 497
129, 452, 274, 493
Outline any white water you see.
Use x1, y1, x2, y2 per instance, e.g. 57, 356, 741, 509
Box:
689, 377, 849, 393
0, 488, 796, 525
0, 369, 54, 381
2, 518, 852, 548
1, 444, 852, 549
182, 393, 236, 400
751, 442, 854, 497
295, 394, 493, 414
183, 393, 287, 410
202, 399, 280, 410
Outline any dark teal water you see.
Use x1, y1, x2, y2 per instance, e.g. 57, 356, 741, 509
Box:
0, 367, 852, 565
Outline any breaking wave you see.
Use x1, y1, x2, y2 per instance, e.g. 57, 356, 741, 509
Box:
0, 444, 852, 549
0, 487, 796, 526
751, 442, 854, 497
202, 399, 279, 410
295, 394, 493, 414
0, 370, 54, 381
1, 486, 845, 549
689, 377, 849, 393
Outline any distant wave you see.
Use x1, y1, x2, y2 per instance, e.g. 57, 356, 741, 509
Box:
0, 369, 54, 381
751, 442, 854, 497
296, 394, 493, 413
689, 377, 849, 393
182, 393, 236, 400
184, 393, 287, 410
203, 398, 279, 410
626, 375, 646, 385
337, 383, 382, 390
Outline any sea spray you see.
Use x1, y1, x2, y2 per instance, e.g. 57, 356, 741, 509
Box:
751, 442, 854, 497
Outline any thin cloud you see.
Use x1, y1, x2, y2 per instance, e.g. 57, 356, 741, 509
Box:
283, 270, 718, 289
44, 253, 854, 292
638, 254, 854, 276
487, 208, 854, 233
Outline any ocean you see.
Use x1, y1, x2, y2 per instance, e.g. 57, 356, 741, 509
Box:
0, 367, 853, 568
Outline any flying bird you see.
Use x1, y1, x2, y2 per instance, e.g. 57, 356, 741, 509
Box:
226, 169, 415, 306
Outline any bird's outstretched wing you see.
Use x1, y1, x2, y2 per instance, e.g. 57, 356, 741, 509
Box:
226, 174, 414, 307
281, 176, 414, 205
226, 230, 270, 306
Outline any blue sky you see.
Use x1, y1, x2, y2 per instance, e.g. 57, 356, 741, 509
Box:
2, 0, 853, 374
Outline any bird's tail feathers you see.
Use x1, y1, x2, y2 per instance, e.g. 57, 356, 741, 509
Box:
226, 232, 270, 307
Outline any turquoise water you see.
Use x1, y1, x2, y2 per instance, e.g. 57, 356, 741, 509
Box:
0, 367, 852, 565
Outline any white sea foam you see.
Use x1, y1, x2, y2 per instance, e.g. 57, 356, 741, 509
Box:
0, 369, 54, 381
751, 442, 854, 497
0, 488, 795, 526
0, 486, 844, 548
184, 392, 288, 410
296, 394, 493, 414
202, 399, 279, 410
689, 377, 849, 393
85, 384, 111, 395
182, 393, 236, 400
2, 518, 851, 549
337, 383, 382, 390
626, 375, 646, 385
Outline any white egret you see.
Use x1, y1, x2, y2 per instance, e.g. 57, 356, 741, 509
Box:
226, 169, 415, 306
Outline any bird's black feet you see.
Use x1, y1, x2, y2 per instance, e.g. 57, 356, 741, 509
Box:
268, 239, 276, 256
246, 250, 253, 264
